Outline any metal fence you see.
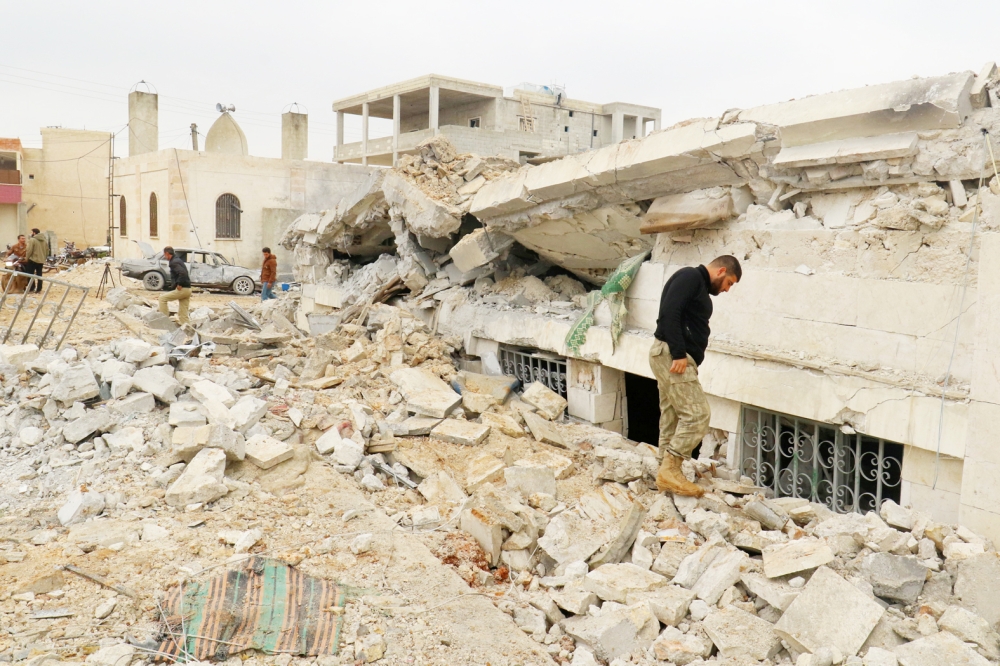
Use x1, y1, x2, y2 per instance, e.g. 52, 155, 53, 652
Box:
739, 406, 903, 515
499, 346, 567, 397
0, 269, 88, 350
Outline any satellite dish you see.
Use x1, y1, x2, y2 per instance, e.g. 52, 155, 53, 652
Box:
216, 103, 223, 112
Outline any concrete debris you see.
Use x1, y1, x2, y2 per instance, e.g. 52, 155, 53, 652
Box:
703, 605, 783, 660
894, 630, 992, 666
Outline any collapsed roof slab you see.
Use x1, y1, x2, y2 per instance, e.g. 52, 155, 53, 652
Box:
738, 71, 976, 147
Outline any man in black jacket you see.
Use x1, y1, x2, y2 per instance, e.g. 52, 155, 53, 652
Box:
650, 255, 741, 497
157, 246, 192, 325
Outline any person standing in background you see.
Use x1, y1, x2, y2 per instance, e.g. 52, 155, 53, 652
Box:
260, 247, 277, 301
24, 229, 47, 293
158, 246, 192, 324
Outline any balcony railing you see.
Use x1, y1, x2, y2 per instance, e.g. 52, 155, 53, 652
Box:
0, 170, 20, 185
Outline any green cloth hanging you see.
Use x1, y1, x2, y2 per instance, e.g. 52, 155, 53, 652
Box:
564, 251, 650, 356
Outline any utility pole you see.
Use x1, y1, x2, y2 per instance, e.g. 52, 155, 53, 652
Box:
190, 123, 199, 151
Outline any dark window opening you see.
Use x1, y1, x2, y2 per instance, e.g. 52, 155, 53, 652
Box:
119, 196, 127, 236
149, 192, 158, 237
625, 372, 701, 457
569, 111, 574, 118
216, 193, 241, 239
469, 117, 481, 128
592, 129, 598, 137
564, 126, 569, 132
740, 406, 902, 514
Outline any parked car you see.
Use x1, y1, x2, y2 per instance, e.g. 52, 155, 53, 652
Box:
120, 243, 261, 295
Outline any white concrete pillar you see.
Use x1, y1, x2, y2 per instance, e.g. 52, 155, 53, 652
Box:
392, 94, 400, 167
128, 91, 158, 157
429, 85, 440, 134
335, 111, 344, 162
361, 102, 369, 167
636, 116, 644, 139
653, 115, 661, 132
611, 110, 624, 144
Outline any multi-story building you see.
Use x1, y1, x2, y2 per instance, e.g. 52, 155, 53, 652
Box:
332, 74, 661, 166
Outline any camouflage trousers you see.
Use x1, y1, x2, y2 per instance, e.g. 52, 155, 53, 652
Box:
648, 339, 711, 459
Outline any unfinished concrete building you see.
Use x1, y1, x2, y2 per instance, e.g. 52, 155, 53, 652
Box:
285, 63, 1000, 546
332, 74, 661, 166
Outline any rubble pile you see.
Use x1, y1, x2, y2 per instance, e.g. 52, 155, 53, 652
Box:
3, 272, 1000, 665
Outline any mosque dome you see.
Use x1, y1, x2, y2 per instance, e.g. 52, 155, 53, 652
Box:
205, 112, 248, 156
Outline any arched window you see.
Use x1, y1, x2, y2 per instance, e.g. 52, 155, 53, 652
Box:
119, 196, 127, 236
216, 193, 241, 239
149, 192, 158, 237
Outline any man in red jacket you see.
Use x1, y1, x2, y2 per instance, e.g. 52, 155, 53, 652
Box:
260, 247, 277, 301
651, 255, 741, 497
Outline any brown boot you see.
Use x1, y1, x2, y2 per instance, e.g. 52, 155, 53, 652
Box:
656, 452, 705, 497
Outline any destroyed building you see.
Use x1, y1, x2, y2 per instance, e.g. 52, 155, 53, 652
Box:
332, 74, 662, 166
8, 63, 1000, 666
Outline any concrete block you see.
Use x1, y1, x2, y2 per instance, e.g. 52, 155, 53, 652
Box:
132, 367, 182, 403
567, 387, 618, 423
938, 605, 1000, 659
563, 601, 660, 662
740, 572, 800, 611
52, 364, 101, 404
314, 427, 342, 455
111, 392, 155, 417
464, 453, 505, 492
203, 398, 237, 430
863, 553, 928, 604
190, 379, 235, 408
57, 489, 105, 526
624, 585, 695, 626
567, 358, 623, 394
314, 285, 346, 308
504, 465, 556, 497
641, 189, 734, 234
551, 584, 600, 615
0, 343, 38, 370
703, 606, 782, 661
165, 448, 228, 507
894, 630, 991, 666
63, 410, 112, 444
672, 537, 726, 588
774, 566, 885, 657
449, 228, 514, 273
691, 547, 750, 604
231, 396, 268, 433
521, 381, 568, 420
389, 416, 442, 436
582, 563, 668, 603
460, 505, 505, 566
244, 434, 293, 469
954, 553, 1000, 628
390, 367, 461, 418
417, 471, 467, 505
651, 625, 713, 665
479, 411, 524, 437
430, 419, 490, 446
522, 411, 566, 447
762, 537, 835, 578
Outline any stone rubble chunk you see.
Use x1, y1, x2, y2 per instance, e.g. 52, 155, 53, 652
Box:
521, 381, 568, 420
333, 437, 364, 470
672, 537, 726, 588
562, 601, 660, 662
863, 552, 928, 604
230, 396, 268, 433
63, 409, 113, 444
0, 343, 39, 370
703, 605, 783, 660
691, 547, 750, 604
430, 418, 490, 446
190, 379, 236, 408
774, 566, 885, 657
624, 584, 695, 626
244, 433, 294, 469
551, 584, 600, 615
651, 625, 713, 665
165, 448, 229, 507
85, 644, 135, 666
505, 465, 556, 497
111, 392, 155, 417
938, 605, 1000, 659
132, 367, 183, 403
460, 493, 524, 566
117, 338, 153, 363
894, 630, 991, 666
879, 499, 915, 531
19, 426, 43, 446
52, 363, 101, 404
864, 647, 899, 666
741, 572, 801, 611
169, 401, 206, 427
57, 489, 106, 526
521, 410, 566, 447
763, 537, 835, 578
390, 367, 462, 418
744, 498, 790, 530
513, 605, 548, 636
582, 563, 668, 603
94, 597, 117, 619
354, 633, 386, 663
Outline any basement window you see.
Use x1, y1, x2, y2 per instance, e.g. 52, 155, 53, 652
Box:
469, 117, 481, 128
593, 129, 598, 137
739, 406, 902, 515
499, 345, 567, 397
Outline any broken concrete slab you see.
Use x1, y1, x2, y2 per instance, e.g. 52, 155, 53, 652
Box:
624, 585, 695, 627
132, 367, 182, 403
743, 498, 790, 531
63, 410, 112, 444
521, 410, 566, 447
775, 566, 885, 657
190, 379, 236, 408
390, 367, 462, 418
460, 496, 523, 566
244, 434, 294, 469
640, 188, 734, 234
672, 537, 726, 588
589, 500, 646, 568
520, 381, 568, 420
551, 584, 600, 615
57, 489, 105, 526
691, 547, 750, 604
651, 625, 713, 665
894, 630, 991, 666
449, 228, 514, 273
938, 605, 1000, 659
863, 553, 928, 604
954, 553, 1000, 628
762, 537, 835, 578
0, 343, 39, 370
169, 401, 206, 427
740, 571, 800, 611
417, 470, 467, 506
582, 563, 668, 603
703, 605, 783, 661
111, 392, 155, 417
314, 426, 342, 455
430, 419, 490, 446
479, 411, 524, 437
230, 396, 268, 433
52, 364, 101, 404
563, 601, 660, 662
165, 448, 229, 507
504, 465, 556, 497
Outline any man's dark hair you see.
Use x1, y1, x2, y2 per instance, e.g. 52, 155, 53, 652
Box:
163, 246, 174, 256
17, 235, 24, 240
262, 247, 271, 254
31, 228, 40, 236
709, 255, 742, 281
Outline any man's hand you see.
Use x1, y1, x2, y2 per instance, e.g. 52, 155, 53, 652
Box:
176, 285, 182, 291
670, 357, 688, 374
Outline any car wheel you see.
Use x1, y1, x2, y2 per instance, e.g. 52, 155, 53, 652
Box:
231, 276, 255, 295
143, 271, 166, 291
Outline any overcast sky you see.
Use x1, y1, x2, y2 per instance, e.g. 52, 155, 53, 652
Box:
4, 1, 1000, 161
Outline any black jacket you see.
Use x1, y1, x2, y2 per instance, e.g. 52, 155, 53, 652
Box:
654, 265, 712, 366
168, 255, 191, 289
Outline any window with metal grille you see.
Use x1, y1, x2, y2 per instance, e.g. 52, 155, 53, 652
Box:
216, 193, 241, 239
119, 196, 127, 236
499, 345, 567, 398
739, 406, 902, 515
149, 192, 158, 237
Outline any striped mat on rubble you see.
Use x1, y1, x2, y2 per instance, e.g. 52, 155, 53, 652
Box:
154, 556, 348, 661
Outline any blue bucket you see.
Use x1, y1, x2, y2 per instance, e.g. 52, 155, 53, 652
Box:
280, 283, 290, 292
